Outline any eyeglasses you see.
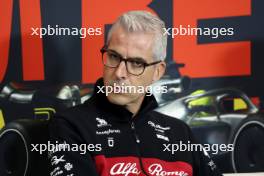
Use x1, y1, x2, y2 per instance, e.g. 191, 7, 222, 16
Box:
100, 46, 161, 76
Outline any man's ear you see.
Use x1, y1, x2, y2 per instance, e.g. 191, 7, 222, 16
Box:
152, 61, 166, 83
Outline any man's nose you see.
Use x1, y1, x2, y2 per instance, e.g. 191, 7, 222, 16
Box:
115, 61, 127, 78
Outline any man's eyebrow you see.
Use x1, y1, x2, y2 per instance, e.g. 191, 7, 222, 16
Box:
108, 48, 147, 63
107, 49, 122, 56
127, 57, 147, 63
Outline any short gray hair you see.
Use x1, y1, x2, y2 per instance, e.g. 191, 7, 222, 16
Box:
107, 11, 167, 61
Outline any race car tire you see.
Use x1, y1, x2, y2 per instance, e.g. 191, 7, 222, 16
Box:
231, 115, 264, 173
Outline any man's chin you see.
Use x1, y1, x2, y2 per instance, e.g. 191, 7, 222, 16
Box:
106, 93, 130, 106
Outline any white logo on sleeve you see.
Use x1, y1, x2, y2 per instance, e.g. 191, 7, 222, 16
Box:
50, 167, 63, 176
96, 117, 111, 128
51, 155, 66, 166
64, 163, 73, 171
203, 148, 217, 171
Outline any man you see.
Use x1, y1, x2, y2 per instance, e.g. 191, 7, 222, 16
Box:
49, 11, 222, 176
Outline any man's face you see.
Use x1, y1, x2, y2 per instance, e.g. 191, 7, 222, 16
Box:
103, 26, 165, 107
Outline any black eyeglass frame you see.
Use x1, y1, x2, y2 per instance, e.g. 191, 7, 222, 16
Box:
100, 45, 162, 76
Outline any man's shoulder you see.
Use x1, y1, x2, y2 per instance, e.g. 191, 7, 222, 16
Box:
53, 98, 99, 125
